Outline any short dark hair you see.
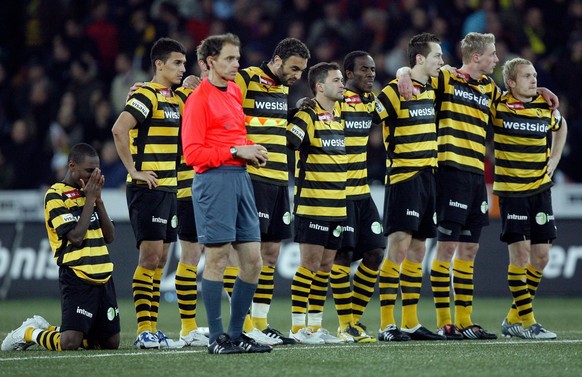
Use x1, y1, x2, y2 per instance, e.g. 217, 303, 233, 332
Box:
408, 33, 441, 67
343, 50, 370, 76
68, 143, 98, 164
271, 38, 310, 63
150, 37, 186, 71
197, 33, 241, 62
308, 62, 341, 94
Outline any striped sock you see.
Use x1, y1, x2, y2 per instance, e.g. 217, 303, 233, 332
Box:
453, 259, 474, 329
379, 259, 400, 329
291, 266, 314, 332
400, 259, 422, 330
330, 264, 353, 330
507, 264, 535, 327
176, 262, 198, 336
150, 267, 163, 333
132, 266, 154, 335
352, 262, 378, 324
431, 259, 452, 328
252, 265, 275, 331
308, 271, 330, 330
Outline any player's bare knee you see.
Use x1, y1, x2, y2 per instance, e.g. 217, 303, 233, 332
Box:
437, 221, 467, 260
334, 249, 353, 266
60, 332, 83, 351
319, 260, 334, 272
99, 334, 120, 350
407, 246, 426, 264
240, 253, 263, 277
261, 251, 279, 267
138, 253, 161, 270
457, 245, 478, 260
362, 248, 383, 270
260, 242, 280, 264
302, 259, 321, 273
530, 249, 550, 270
388, 248, 405, 265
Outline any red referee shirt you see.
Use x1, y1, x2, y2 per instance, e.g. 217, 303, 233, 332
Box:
182, 78, 253, 173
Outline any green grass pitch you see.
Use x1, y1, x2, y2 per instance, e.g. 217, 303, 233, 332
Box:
1, 296, 582, 377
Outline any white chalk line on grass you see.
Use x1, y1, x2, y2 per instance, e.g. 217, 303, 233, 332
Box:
2, 338, 582, 362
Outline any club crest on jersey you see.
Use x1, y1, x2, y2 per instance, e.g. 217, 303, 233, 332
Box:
507, 102, 525, 111
63, 189, 81, 200
259, 75, 276, 86
453, 69, 470, 81
159, 88, 174, 97
345, 94, 362, 104
318, 112, 333, 122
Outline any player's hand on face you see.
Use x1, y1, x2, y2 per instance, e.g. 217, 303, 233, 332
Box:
183, 75, 202, 89
130, 170, 158, 189
81, 168, 103, 201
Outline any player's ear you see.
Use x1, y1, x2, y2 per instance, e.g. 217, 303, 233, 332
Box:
273, 55, 282, 68
155, 59, 163, 71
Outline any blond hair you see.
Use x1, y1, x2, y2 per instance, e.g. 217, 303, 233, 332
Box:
460, 32, 496, 63
502, 57, 533, 90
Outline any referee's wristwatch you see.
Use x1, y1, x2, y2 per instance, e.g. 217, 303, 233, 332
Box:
230, 146, 238, 158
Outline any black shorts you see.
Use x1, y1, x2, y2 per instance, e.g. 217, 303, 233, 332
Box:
252, 180, 292, 242
499, 189, 557, 244
126, 185, 178, 247
436, 167, 489, 228
339, 197, 386, 261
59, 268, 120, 340
294, 216, 343, 250
383, 169, 437, 239
177, 199, 198, 243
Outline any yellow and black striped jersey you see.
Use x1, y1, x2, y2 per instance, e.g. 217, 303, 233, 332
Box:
236, 63, 289, 186
341, 88, 387, 198
377, 79, 438, 185
287, 101, 348, 221
432, 69, 501, 175
175, 87, 194, 200
124, 82, 181, 192
44, 183, 113, 284
492, 93, 562, 197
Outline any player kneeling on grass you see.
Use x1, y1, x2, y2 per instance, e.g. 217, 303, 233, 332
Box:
492, 58, 566, 340
2, 143, 120, 351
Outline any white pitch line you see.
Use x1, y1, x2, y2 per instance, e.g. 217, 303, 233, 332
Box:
0, 348, 207, 362
2, 339, 582, 362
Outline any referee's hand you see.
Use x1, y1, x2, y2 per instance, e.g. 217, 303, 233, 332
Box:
236, 144, 269, 168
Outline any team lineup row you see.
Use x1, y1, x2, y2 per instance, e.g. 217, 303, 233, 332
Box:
2, 29, 566, 354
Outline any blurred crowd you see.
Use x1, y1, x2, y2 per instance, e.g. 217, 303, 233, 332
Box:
1, 0, 582, 190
